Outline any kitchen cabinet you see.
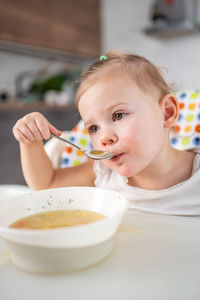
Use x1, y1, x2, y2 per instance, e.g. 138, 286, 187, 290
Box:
0, 0, 100, 60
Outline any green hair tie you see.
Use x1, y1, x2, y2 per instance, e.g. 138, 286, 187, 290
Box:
100, 55, 107, 61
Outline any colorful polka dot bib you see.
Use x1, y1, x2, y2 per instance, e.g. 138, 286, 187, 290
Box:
60, 120, 93, 168
170, 90, 200, 150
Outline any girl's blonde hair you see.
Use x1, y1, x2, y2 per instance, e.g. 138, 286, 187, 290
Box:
76, 50, 173, 104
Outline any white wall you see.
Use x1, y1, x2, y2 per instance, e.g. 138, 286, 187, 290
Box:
101, 0, 200, 90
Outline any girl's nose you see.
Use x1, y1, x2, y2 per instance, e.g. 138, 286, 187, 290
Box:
100, 128, 118, 146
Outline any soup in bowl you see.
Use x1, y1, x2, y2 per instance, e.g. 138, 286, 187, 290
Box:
0, 186, 128, 274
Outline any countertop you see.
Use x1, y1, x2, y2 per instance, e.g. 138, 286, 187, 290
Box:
1, 210, 200, 300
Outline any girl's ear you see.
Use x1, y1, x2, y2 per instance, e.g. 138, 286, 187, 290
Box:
159, 94, 179, 128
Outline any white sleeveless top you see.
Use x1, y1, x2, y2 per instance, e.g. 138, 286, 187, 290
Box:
94, 152, 200, 216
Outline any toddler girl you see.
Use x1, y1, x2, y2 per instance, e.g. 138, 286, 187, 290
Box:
13, 51, 200, 215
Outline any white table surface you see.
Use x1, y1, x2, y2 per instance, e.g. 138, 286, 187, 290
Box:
1, 208, 200, 300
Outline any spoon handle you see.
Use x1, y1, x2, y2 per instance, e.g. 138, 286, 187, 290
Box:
51, 134, 82, 152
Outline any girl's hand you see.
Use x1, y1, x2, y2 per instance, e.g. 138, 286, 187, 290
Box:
13, 112, 62, 144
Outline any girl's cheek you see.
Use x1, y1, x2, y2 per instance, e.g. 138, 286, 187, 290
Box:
90, 136, 99, 148
121, 133, 135, 145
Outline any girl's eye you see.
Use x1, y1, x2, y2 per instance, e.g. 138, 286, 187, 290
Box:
112, 112, 126, 122
88, 125, 98, 134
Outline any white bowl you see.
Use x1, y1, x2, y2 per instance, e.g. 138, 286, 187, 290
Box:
0, 187, 128, 274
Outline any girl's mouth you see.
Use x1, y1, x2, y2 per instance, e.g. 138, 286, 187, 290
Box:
111, 153, 124, 161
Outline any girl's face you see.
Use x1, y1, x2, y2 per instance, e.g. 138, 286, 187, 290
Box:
78, 76, 170, 178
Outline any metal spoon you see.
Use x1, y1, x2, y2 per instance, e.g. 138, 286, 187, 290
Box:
51, 134, 115, 160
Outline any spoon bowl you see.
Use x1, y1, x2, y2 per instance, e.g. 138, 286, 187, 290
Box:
51, 134, 115, 160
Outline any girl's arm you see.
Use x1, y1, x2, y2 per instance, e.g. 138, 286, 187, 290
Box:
13, 112, 96, 190
20, 141, 95, 189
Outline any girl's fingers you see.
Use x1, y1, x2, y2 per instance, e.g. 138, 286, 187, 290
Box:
13, 119, 43, 142
27, 118, 43, 140
34, 114, 61, 140
13, 121, 34, 142
21, 123, 36, 141
13, 112, 61, 143
48, 123, 62, 136
13, 127, 32, 144
35, 118, 58, 140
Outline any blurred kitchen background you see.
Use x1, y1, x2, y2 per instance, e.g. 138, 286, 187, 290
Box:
1, 0, 200, 184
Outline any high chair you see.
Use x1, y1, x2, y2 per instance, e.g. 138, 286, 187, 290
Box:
45, 120, 92, 168
45, 89, 200, 168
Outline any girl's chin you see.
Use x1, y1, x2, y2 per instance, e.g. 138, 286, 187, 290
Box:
103, 161, 137, 177
119, 171, 134, 177
115, 166, 135, 178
